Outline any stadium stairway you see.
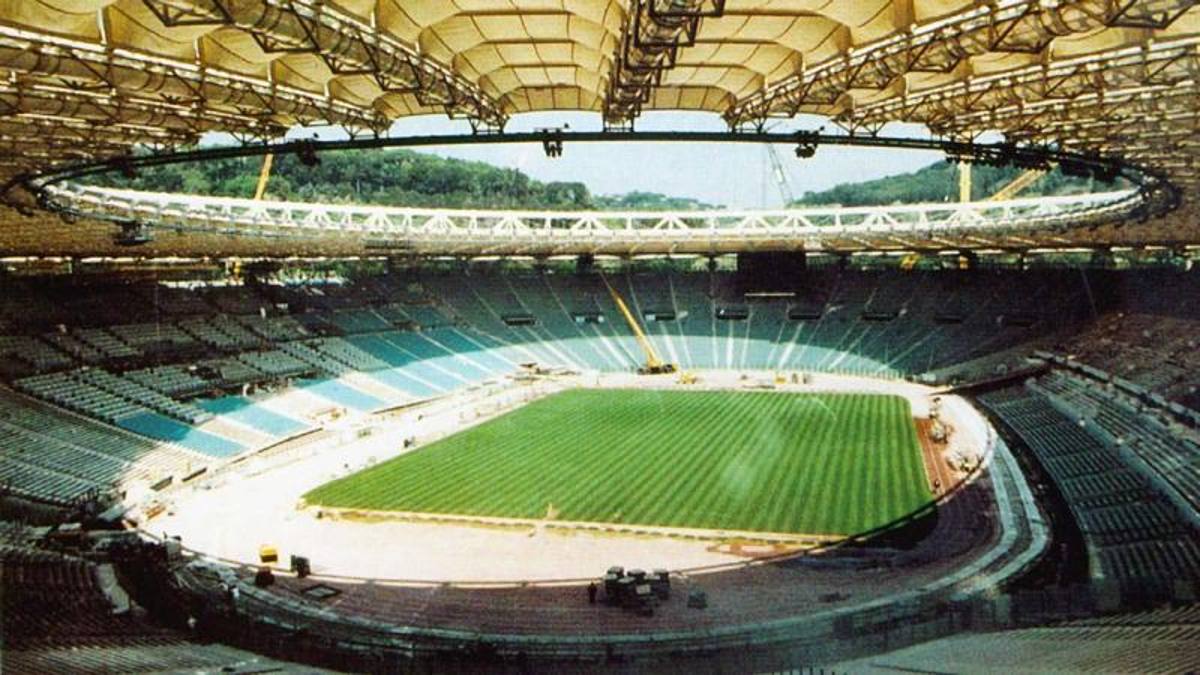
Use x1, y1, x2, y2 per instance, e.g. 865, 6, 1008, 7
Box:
195, 396, 311, 439
534, 273, 616, 370
116, 412, 244, 459
296, 378, 386, 413
0, 388, 208, 500
342, 334, 446, 397
979, 385, 1200, 583
0, 267, 1122, 491
252, 387, 350, 423
424, 328, 515, 375
194, 416, 276, 449
339, 371, 418, 406
1, 542, 292, 674
372, 332, 472, 390
832, 621, 1200, 673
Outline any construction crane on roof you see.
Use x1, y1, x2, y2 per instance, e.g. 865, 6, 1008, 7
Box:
765, 143, 796, 206
760, 122, 797, 206
600, 273, 676, 375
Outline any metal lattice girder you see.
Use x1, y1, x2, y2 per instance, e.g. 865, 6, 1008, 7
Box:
976, 96, 1200, 184
845, 37, 1200, 133
1015, 109, 1200, 142
723, 0, 1196, 128
139, 0, 507, 130
1114, 146, 1200, 168
0, 0, 1194, 211
0, 27, 389, 136
943, 83, 1200, 140
605, 0, 726, 126
140, 0, 232, 25
838, 34, 1200, 186
0, 116, 197, 151
0, 81, 285, 140
0, 133, 140, 159
43, 182, 1150, 256
1107, 0, 1200, 27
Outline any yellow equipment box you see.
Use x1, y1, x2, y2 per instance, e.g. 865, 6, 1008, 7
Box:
259, 545, 279, 564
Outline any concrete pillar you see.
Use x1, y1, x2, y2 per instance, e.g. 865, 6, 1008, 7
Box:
576, 253, 594, 275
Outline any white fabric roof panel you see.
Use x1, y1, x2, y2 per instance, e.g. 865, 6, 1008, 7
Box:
0, 0, 1193, 191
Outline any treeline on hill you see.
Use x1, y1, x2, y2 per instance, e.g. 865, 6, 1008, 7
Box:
85, 149, 715, 211
794, 160, 1100, 206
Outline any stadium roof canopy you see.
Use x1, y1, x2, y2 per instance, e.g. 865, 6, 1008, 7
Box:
0, 1, 1198, 256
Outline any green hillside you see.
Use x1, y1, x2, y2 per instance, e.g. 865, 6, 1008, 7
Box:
85, 148, 715, 211
795, 160, 1098, 206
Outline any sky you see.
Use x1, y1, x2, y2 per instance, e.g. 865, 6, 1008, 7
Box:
253, 111, 948, 209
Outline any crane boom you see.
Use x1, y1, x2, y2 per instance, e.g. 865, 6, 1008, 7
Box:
253, 153, 274, 200
600, 273, 675, 375
987, 168, 1047, 201
765, 143, 795, 205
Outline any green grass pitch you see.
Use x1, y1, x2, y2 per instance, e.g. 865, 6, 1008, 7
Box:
304, 389, 932, 535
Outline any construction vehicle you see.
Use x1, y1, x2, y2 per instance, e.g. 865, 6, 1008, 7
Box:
600, 273, 677, 375
678, 371, 698, 385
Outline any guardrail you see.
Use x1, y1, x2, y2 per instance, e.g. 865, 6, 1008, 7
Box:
45, 183, 1145, 254
14, 130, 1179, 254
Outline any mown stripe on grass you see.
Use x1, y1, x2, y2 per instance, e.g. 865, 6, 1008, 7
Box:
304, 389, 932, 535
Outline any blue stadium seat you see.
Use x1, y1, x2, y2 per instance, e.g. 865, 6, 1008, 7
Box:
197, 396, 309, 437
117, 412, 244, 458
298, 378, 385, 412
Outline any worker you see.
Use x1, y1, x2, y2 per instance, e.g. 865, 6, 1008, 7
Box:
587, 581, 598, 604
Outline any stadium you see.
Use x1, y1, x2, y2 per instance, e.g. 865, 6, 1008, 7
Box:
1, 1, 1200, 673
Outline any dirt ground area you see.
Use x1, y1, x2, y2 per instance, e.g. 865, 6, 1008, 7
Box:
146, 372, 983, 584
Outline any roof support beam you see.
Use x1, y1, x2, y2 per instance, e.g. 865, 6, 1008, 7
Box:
140, 0, 507, 130
724, 0, 1195, 129
0, 30, 382, 132
603, 0, 726, 129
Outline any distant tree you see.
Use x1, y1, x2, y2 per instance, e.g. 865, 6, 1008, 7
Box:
593, 190, 715, 211
794, 160, 1103, 206
84, 148, 726, 211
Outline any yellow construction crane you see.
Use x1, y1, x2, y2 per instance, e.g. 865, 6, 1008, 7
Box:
253, 153, 274, 200
962, 163, 1047, 203
987, 168, 1047, 201
600, 273, 676, 375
